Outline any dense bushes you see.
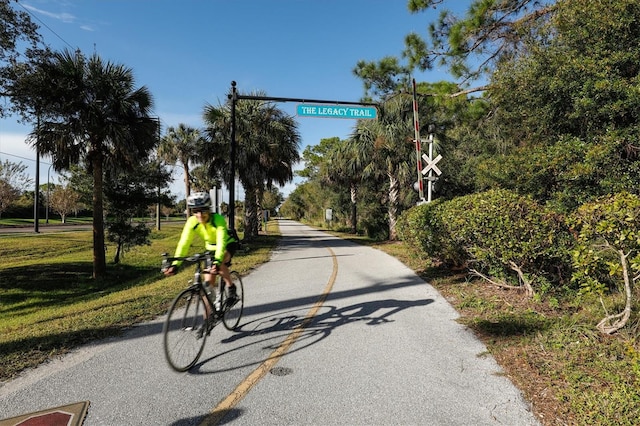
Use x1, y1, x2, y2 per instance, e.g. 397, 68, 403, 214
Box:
398, 189, 640, 333
398, 189, 574, 295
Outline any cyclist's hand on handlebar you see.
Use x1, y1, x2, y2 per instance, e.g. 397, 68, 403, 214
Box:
163, 265, 177, 276
209, 261, 220, 275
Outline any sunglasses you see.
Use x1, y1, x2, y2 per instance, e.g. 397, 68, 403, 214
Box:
193, 209, 210, 214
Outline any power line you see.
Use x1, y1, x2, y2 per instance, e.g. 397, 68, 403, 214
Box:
0, 150, 51, 165
15, 0, 76, 51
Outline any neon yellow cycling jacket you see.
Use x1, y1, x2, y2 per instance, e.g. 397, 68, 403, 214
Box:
172, 213, 236, 266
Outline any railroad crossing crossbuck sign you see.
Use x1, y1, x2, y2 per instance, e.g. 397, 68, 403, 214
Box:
421, 153, 442, 177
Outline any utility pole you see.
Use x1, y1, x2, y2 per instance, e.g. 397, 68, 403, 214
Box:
34, 115, 40, 233
155, 118, 161, 231
34, 147, 40, 233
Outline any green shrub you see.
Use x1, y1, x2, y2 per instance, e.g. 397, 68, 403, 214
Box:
359, 201, 389, 241
397, 200, 442, 254
399, 189, 575, 293
397, 199, 469, 266
569, 192, 640, 333
457, 190, 572, 286
569, 192, 640, 291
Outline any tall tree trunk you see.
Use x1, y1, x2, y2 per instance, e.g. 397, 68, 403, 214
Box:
387, 172, 399, 240
92, 151, 107, 278
350, 182, 357, 234
243, 185, 260, 240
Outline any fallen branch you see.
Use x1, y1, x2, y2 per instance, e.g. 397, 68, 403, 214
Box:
468, 262, 535, 297
468, 268, 525, 291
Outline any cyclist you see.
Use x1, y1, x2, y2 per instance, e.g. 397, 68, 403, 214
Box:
163, 192, 239, 310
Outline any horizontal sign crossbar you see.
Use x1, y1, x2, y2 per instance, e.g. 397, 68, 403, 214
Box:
236, 94, 377, 107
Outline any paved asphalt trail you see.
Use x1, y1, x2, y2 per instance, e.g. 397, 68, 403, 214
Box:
0, 220, 540, 425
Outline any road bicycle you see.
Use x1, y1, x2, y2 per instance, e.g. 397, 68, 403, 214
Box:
161, 252, 244, 372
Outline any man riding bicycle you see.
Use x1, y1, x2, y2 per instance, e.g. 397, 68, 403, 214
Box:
163, 192, 239, 309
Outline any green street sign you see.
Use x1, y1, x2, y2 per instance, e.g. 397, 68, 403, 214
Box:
296, 104, 377, 119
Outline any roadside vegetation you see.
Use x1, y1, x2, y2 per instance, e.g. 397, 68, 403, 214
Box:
278, 2, 640, 423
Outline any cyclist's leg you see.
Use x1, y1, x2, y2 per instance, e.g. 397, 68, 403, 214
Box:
219, 251, 233, 287
202, 272, 216, 316
222, 271, 243, 330
219, 241, 238, 288
219, 242, 238, 287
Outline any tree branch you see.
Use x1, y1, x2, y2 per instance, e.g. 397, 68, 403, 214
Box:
448, 85, 491, 98
468, 268, 526, 292
508, 261, 535, 297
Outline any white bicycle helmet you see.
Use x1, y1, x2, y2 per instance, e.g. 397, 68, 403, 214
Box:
186, 192, 211, 209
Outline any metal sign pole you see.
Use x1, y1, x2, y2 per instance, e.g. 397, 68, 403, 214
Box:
228, 81, 238, 231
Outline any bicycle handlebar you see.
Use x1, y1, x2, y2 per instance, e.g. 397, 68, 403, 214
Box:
161, 252, 213, 264
161, 252, 221, 273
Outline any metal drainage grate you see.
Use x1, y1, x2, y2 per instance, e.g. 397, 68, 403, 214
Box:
269, 366, 293, 376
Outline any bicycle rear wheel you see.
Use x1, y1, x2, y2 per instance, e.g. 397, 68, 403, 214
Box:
222, 271, 244, 330
163, 288, 207, 372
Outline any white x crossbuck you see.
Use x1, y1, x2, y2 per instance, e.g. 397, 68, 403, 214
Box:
421, 153, 442, 176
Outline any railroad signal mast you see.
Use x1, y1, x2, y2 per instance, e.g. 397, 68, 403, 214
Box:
412, 79, 442, 204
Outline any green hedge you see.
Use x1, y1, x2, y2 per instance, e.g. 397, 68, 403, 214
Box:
398, 189, 575, 292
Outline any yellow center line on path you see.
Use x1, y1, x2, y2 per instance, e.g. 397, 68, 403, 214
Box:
200, 246, 338, 426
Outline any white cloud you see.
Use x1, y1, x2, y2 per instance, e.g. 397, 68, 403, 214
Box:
22, 4, 76, 24
0, 131, 59, 188
0, 132, 40, 164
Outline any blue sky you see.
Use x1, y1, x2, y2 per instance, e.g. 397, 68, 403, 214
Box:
0, 0, 469, 200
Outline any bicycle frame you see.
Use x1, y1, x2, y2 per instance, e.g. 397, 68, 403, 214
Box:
162, 252, 226, 318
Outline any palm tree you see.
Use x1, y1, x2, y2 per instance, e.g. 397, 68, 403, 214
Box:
203, 91, 301, 238
23, 49, 158, 278
324, 138, 370, 234
190, 164, 221, 194
158, 124, 204, 214
351, 94, 416, 240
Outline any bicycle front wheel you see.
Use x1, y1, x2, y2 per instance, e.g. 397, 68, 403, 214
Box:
222, 271, 244, 330
163, 288, 208, 372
